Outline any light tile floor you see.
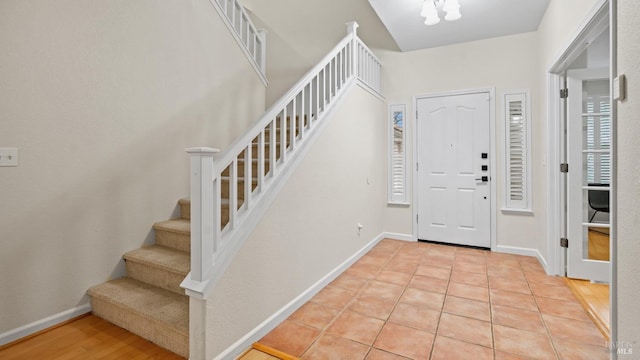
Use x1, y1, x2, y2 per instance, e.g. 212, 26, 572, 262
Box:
257, 239, 610, 360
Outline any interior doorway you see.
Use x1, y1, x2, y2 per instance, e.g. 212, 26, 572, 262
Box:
545, 0, 613, 340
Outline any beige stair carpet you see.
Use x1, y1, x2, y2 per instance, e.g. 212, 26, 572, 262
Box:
89, 277, 189, 358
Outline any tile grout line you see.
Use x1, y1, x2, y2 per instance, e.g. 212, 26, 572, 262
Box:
261, 241, 607, 360
304, 241, 401, 359
426, 245, 453, 360
486, 255, 496, 360
523, 259, 562, 360
368, 243, 423, 359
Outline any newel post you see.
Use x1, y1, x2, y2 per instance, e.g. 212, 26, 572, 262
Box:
186, 147, 220, 282
346, 21, 359, 79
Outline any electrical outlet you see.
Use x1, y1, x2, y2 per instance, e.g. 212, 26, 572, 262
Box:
0, 148, 18, 167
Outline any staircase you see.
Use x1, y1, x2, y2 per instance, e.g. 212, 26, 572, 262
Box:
87, 199, 192, 358
85, 20, 382, 360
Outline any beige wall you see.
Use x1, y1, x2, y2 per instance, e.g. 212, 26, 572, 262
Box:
616, 0, 640, 349
0, 0, 265, 334
377, 32, 544, 252
205, 85, 387, 357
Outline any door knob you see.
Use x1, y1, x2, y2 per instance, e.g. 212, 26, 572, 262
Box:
475, 176, 489, 182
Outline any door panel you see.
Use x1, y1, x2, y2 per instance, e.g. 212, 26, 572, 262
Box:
417, 93, 491, 247
566, 68, 610, 282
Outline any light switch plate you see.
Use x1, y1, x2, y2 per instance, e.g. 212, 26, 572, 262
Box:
0, 147, 18, 166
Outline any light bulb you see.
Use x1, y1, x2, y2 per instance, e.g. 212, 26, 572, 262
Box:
424, 14, 441, 25
442, 0, 460, 12
444, 7, 461, 21
443, 0, 461, 21
421, 1, 437, 17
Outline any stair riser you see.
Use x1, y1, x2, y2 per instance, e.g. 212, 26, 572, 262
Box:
90, 298, 188, 358
179, 202, 190, 220
155, 230, 190, 253
125, 261, 186, 295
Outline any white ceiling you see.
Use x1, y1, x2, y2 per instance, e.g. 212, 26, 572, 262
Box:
368, 0, 551, 52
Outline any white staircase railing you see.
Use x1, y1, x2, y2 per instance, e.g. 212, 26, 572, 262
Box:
182, 22, 382, 298
209, 0, 268, 85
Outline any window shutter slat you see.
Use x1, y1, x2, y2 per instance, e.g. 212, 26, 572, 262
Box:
504, 92, 530, 210
389, 104, 407, 203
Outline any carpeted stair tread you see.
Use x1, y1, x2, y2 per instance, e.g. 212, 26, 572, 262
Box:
178, 198, 190, 206
88, 277, 188, 333
124, 245, 189, 275
154, 219, 190, 234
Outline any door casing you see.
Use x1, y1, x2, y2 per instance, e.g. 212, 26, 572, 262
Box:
545, 0, 610, 277
544, 0, 616, 348
412, 88, 497, 251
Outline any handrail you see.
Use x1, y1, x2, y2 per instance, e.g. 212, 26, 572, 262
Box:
208, 0, 268, 85
183, 22, 382, 297
217, 33, 354, 168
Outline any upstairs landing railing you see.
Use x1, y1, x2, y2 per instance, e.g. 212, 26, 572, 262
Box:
209, 0, 268, 85
182, 22, 382, 298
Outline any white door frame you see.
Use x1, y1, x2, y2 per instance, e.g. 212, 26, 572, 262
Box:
544, 0, 617, 350
412, 88, 497, 251
544, 0, 609, 275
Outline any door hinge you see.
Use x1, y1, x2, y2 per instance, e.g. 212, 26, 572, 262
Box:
416, 214, 419, 223
560, 88, 568, 99
416, 162, 419, 172
416, 110, 418, 119
560, 163, 569, 173
560, 238, 569, 248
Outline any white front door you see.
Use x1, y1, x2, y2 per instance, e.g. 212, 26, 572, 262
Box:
417, 93, 491, 248
566, 68, 611, 282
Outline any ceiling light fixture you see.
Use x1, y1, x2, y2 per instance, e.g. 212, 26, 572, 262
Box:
421, 0, 462, 25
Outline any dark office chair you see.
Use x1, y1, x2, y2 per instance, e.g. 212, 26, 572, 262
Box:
588, 183, 610, 222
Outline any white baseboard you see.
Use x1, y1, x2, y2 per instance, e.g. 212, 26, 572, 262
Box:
212, 233, 386, 360
494, 245, 547, 269
381, 232, 415, 242
0, 303, 92, 347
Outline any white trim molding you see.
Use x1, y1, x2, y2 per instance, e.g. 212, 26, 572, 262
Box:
382, 232, 415, 242
501, 90, 533, 213
494, 245, 548, 271
0, 304, 92, 347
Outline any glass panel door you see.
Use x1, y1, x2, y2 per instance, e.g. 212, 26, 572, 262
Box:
567, 68, 610, 282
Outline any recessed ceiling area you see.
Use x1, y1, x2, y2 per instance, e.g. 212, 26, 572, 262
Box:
368, 0, 551, 52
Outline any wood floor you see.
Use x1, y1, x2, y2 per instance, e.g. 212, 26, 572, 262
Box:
0, 314, 184, 360
237, 349, 280, 360
566, 277, 610, 341
588, 228, 610, 261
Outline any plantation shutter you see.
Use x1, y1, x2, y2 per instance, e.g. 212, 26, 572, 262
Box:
504, 93, 530, 210
392, 129, 405, 198
389, 104, 407, 204
585, 94, 611, 184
